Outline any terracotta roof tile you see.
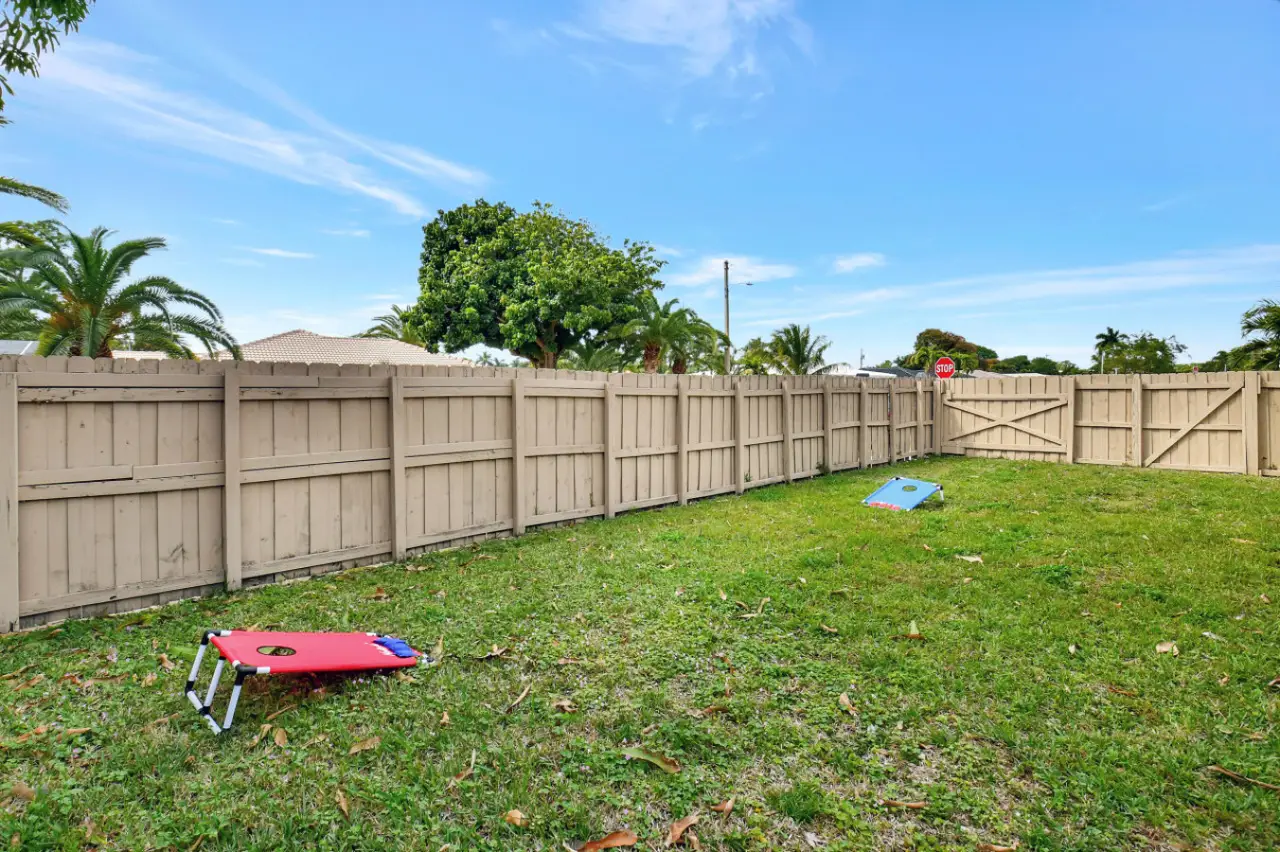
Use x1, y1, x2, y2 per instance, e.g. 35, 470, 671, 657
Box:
216, 330, 470, 366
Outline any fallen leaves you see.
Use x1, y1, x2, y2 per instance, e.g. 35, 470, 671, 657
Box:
1268, 676, 1280, 689
1262, 594, 1272, 605
956, 554, 983, 564
431, 636, 444, 660
504, 809, 529, 827
880, 799, 928, 809
273, 728, 289, 748
557, 657, 582, 666
553, 699, 577, 714
1107, 685, 1137, 697
711, 797, 734, 816
142, 673, 157, 687
14, 674, 44, 691
440, 711, 451, 726
1206, 764, 1280, 792
977, 844, 1020, 852
820, 624, 838, 634
621, 746, 681, 774
1068, 644, 1079, 656
718, 588, 727, 601
335, 789, 350, 819
158, 653, 176, 671
449, 750, 478, 788
1231, 538, 1256, 545
506, 683, 532, 713
1156, 641, 1180, 657
266, 704, 296, 722
250, 724, 273, 748
838, 693, 858, 716
893, 621, 926, 641
477, 645, 510, 661
568, 830, 639, 851
348, 736, 381, 755
666, 814, 698, 846
0, 664, 35, 681
15, 725, 48, 744
10, 782, 35, 802
369, 587, 390, 601
803, 832, 823, 849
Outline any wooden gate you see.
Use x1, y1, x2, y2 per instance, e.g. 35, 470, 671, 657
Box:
1138, 374, 1247, 473
938, 378, 1072, 460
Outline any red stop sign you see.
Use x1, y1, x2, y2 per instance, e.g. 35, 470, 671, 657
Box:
934, 356, 956, 379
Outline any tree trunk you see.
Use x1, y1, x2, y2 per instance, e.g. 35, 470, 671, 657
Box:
539, 349, 558, 369
672, 358, 687, 374
643, 343, 661, 373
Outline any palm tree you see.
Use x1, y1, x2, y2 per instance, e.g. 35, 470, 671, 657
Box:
0, 226, 240, 359
1095, 326, 1124, 374
1, 176, 68, 214
355, 305, 426, 347
1235, 299, 1280, 370
557, 338, 628, 372
618, 293, 719, 374
905, 343, 948, 371
768, 324, 841, 375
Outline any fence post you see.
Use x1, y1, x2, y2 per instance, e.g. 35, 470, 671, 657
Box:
781, 379, 794, 482
933, 381, 944, 454
1, 373, 19, 632
389, 375, 408, 560
915, 381, 925, 459
1063, 376, 1076, 465
823, 382, 834, 472
511, 376, 526, 535
887, 384, 895, 464
734, 379, 746, 493
677, 381, 688, 505
859, 382, 870, 469
1131, 375, 1144, 467
1243, 371, 1261, 477
222, 368, 242, 592
604, 381, 617, 517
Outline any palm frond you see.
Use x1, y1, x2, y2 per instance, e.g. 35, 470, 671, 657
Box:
0, 176, 69, 213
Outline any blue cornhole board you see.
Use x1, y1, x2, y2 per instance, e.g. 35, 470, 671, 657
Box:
863, 477, 943, 511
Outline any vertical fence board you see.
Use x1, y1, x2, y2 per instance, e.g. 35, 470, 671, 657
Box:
223, 370, 242, 591
1, 374, 18, 631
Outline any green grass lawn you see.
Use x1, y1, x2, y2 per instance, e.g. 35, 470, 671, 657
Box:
3, 458, 1280, 851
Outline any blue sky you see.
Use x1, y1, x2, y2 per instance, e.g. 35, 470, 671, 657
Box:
3, 0, 1279, 366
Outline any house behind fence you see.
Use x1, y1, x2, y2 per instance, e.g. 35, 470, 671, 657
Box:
1, 356, 1276, 632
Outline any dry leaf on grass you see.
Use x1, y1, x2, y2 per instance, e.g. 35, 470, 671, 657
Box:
922, 544, 934, 552
431, 637, 444, 660
1156, 641, 1179, 657
87, 675, 127, 686
667, 813, 698, 846
838, 693, 858, 716
0, 664, 35, 681
1068, 644, 1079, 655
567, 830, 639, 851
1262, 594, 1272, 604
820, 625, 838, 634
880, 799, 928, 809
504, 809, 529, 827
718, 588, 727, 601
711, 797, 734, 815
15, 725, 48, 743
621, 746, 681, 774
449, 750, 478, 788
335, 789, 349, 819
266, 704, 296, 722
10, 782, 35, 802
348, 736, 380, 755
956, 554, 983, 564
63, 728, 90, 737
697, 704, 729, 717
477, 645, 510, 661
1218, 674, 1230, 686
1107, 685, 1137, 697
803, 832, 824, 848
1231, 538, 1256, 545
250, 724, 273, 748
15, 675, 45, 691
369, 587, 389, 600
273, 728, 288, 748
143, 712, 181, 731
557, 657, 582, 666
894, 621, 926, 641
158, 654, 176, 671
506, 683, 532, 713
440, 711, 451, 726
977, 844, 1020, 851
142, 673, 157, 687
1207, 764, 1280, 792
553, 699, 577, 714
1268, 676, 1280, 689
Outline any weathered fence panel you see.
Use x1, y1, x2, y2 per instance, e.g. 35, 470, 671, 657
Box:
0, 358, 932, 629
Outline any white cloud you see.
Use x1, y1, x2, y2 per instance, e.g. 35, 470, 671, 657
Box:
665, 254, 798, 287
652, 244, 685, 258
37, 39, 487, 217
586, 0, 809, 79
246, 247, 315, 259
743, 308, 866, 327
321, 228, 371, 238
832, 252, 887, 274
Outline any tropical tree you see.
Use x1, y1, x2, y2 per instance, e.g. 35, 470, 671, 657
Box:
735, 337, 773, 375
1, 0, 94, 117
412, 199, 662, 368
1094, 326, 1123, 374
355, 305, 425, 346
1233, 299, 1280, 370
617, 293, 720, 374
1090, 331, 1184, 374
768, 324, 841, 375
558, 338, 629, 372
0, 226, 240, 358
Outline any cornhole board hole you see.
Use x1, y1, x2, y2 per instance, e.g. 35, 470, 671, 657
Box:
863, 476, 943, 511
185, 630, 424, 734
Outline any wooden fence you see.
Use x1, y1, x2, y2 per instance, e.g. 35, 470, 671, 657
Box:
937, 372, 1280, 476
0, 356, 936, 631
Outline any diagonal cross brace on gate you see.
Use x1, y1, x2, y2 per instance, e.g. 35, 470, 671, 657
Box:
943, 397, 1068, 448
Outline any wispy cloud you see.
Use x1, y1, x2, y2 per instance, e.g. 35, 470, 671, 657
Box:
37, 38, 487, 217
583, 0, 811, 79
321, 228, 371, 238
246, 247, 315, 259
212, 218, 240, 226
1143, 194, 1191, 213
652, 244, 685, 258
832, 252, 887, 274
743, 308, 866, 327
665, 254, 798, 287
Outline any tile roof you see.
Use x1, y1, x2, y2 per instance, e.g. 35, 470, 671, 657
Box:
0, 340, 37, 355
216, 330, 471, 366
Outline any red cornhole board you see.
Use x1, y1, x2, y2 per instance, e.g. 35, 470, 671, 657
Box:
185, 630, 423, 734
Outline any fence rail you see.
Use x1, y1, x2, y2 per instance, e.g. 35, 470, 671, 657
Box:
0, 356, 935, 631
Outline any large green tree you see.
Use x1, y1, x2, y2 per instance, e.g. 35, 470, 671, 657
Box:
769, 324, 841, 375
0, 226, 240, 358
1089, 331, 1185, 374
412, 200, 662, 368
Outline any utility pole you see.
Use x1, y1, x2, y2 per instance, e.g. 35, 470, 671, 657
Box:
723, 260, 731, 375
